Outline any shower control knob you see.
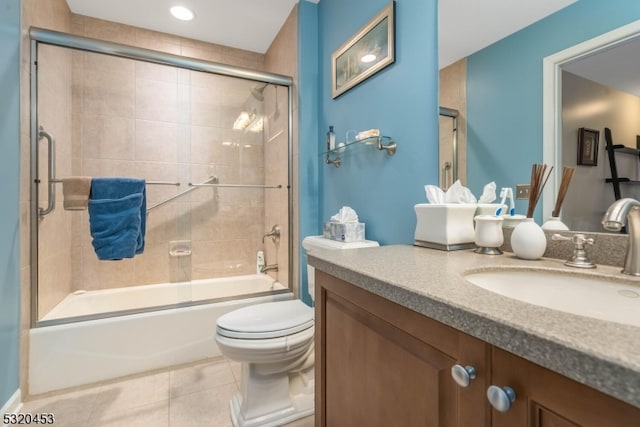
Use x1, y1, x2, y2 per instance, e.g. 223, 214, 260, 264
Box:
451, 364, 477, 388
487, 385, 517, 412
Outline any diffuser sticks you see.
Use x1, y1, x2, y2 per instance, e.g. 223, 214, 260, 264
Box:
526, 163, 554, 218
552, 166, 576, 218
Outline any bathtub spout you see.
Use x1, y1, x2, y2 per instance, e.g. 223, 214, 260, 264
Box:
260, 264, 278, 273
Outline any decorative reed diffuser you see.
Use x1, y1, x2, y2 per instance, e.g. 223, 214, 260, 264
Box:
526, 163, 554, 218
512, 163, 553, 260
552, 166, 576, 217
542, 166, 576, 231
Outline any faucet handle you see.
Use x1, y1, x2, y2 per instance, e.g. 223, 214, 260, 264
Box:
262, 225, 281, 245
572, 234, 594, 247
551, 233, 596, 269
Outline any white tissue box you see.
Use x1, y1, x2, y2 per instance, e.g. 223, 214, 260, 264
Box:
414, 204, 476, 249
323, 222, 365, 242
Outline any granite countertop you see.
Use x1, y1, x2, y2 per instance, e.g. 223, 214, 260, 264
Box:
308, 244, 640, 408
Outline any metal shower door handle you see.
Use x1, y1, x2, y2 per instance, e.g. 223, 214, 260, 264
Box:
38, 126, 56, 217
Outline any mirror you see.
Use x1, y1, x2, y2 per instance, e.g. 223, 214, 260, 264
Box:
451, 1, 640, 235
543, 19, 640, 232
439, 59, 467, 190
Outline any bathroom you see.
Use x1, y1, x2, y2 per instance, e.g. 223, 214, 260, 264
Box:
2, 0, 640, 425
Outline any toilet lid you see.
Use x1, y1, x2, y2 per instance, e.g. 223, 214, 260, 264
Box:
217, 299, 314, 339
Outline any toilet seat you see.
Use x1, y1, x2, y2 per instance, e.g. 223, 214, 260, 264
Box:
217, 299, 314, 339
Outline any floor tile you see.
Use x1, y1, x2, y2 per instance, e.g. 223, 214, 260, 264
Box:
94, 400, 169, 427
169, 382, 236, 427
283, 415, 315, 427
20, 388, 102, 426
170, 359, 236, 398
89, 372, 169, 422
21, 358, 315, 427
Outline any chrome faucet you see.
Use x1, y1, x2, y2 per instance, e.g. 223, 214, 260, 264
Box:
602, 198, 640, 276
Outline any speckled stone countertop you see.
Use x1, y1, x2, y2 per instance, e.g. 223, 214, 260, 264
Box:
308, 245, 640, 408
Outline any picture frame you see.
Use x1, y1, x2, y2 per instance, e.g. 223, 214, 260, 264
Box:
331, 1, 395, 99
577, 127, 599, 166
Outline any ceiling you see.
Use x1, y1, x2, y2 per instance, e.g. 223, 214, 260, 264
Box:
66, 0, 576, 65
65, 0, 302, 54
563, 36, 640, 97
439, 0, 577, 68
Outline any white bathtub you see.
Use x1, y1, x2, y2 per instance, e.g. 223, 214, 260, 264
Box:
29, 274, 292, 394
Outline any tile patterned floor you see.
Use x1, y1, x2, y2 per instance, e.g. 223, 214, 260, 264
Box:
19, 358, 314, 427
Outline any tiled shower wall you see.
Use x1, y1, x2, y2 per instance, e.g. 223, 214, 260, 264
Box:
67, 46, 267, 291
22, 0, 295, 322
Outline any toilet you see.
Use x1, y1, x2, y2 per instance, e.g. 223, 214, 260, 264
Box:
215, 235, 379, 427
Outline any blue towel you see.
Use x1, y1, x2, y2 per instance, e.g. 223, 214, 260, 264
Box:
88, 178, 146, 260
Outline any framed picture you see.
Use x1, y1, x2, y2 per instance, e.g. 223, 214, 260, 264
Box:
331, 1, 395, 99
577, 127, 599, 166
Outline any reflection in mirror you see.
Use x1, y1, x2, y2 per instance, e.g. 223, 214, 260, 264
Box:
439, 60, 467, 190
439, 107, 459, 190
544, 20, 640, 233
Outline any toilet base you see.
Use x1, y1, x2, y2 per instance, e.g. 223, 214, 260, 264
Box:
229, 366, 314, 427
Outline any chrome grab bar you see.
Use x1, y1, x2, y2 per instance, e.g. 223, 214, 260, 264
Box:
146, 176, 218, 213
38, 126, 56, 217
188, 183, 283, 189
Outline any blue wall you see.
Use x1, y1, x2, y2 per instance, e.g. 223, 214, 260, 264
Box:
297, 1, 320, 305
317, 0, 439, 245
0, 0, 21, 408
297, 0, 439, 304
467, 0, 640, 221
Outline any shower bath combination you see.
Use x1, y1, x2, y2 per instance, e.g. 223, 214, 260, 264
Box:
28, 27, 294, 393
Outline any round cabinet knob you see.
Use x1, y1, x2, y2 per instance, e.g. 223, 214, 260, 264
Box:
451, 364, 477, 388
487, 385, 517, 412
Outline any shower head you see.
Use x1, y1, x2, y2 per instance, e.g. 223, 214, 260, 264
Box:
251, 84, 268, 102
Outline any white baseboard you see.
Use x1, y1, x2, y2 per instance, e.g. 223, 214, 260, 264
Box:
1, 389, 23, 427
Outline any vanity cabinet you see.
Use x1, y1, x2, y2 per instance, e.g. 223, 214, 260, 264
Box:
315, 271, 640, 427
315, 271, 490, 426
490, 347, 639, 427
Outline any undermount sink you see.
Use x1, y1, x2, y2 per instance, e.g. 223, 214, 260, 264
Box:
464, 269, 640, 327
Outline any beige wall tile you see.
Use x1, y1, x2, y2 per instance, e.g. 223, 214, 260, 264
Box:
135, 78, 178, 123
79, 16, 136, 45
134, 119, 178, 163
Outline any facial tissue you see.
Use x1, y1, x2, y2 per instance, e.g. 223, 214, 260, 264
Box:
324, 206, 365, 242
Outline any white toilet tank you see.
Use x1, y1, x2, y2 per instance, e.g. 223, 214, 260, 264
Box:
301, 236, 379, 301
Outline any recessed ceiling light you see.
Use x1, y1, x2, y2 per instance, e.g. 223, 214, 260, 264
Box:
170, 6, 195, 21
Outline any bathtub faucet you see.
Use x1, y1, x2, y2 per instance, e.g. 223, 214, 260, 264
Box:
260, 264, 279, 273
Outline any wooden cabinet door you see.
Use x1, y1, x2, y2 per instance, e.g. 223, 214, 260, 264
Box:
490, 347, 640, 427
315, 271, 489, 427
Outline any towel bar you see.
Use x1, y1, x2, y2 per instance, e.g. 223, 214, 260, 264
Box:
146, 176, 218, 213
188, 183, 283, 189
49, 179, 180, 186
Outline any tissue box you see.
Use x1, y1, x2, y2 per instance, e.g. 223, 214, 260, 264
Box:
414, 204, 476, 250
323, 222, 365, 242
